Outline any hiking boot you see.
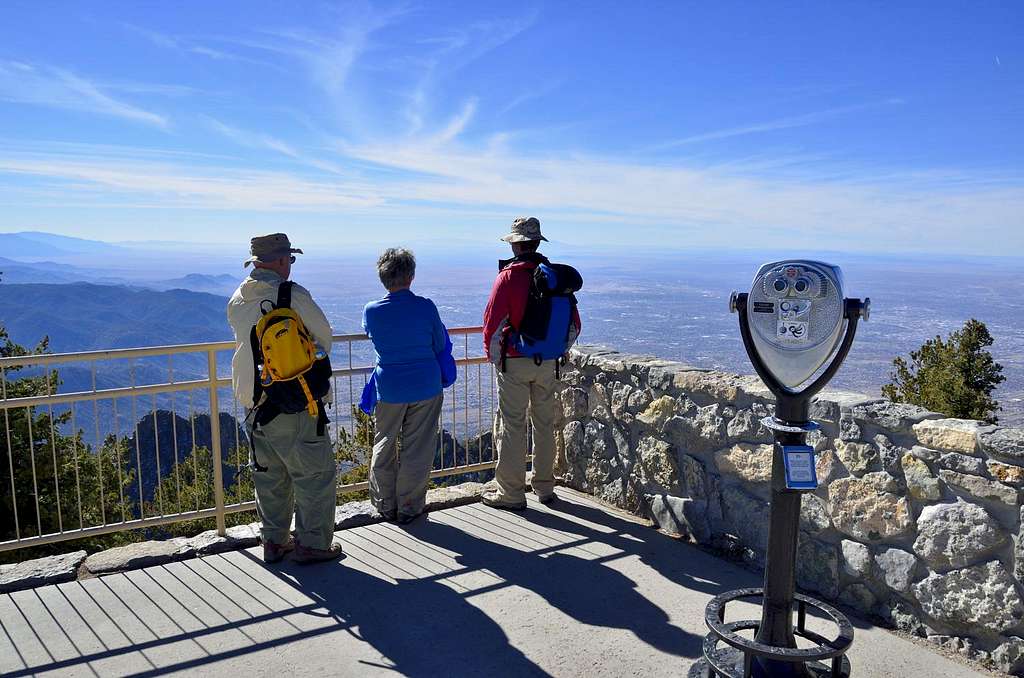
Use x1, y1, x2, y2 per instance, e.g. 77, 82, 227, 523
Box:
293, 541, 345, 565
397, 512, 420, 525
263, 538, 295, 564
481, 491, 527, 512
536, 491, 557, 505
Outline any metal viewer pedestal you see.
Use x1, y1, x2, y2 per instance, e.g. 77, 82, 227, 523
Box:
695, 293, 868, 678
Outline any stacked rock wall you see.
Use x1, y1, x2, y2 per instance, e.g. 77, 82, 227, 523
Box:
556, 347, 1024, 673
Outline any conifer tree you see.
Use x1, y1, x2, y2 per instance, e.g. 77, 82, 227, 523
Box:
1, 325, 136, 561
882, 319, 1005, 423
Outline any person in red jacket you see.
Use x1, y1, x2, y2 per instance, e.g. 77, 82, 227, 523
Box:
481, 217, 581, 510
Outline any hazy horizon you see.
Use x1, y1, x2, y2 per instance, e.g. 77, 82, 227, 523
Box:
2, 229, 1022, 426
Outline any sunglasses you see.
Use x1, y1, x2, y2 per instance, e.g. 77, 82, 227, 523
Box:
289, 255, 296, 263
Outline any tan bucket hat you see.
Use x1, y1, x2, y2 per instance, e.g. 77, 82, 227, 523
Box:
243, 233, 303, 267
500, 216, 548, 243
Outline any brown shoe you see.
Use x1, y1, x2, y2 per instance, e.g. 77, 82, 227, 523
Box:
263, 538, 295, 564
481, 491, 527, 512
292, 541, 344, 565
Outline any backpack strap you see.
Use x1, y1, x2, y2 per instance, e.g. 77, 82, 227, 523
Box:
497, 252, 550, 271
249, 325, 264, 407
247, 325, 270, 472
316, 400, 328, 436
276, 280, 294, 309
500, 327, 509, 373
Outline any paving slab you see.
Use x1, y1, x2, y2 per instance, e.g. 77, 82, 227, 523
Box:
0, 490, 989, 677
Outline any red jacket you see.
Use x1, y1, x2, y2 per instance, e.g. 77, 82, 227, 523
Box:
483, 254, 582, 361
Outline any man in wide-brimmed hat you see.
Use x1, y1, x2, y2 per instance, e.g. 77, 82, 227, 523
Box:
481, 217, 581, 511
227, 233, 343, 564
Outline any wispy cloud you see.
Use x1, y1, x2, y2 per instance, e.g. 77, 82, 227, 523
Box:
101, 81, 203, 98
204, 117, 299, 157
0, 61, 168, 128
0, 149, 379, 210
1, 140, 1021, 255
2, 8, 1018, 256
203, 117, 348, 174
243, 4, 410, 99
654, 100, 905, 150
124, 23, 272, 68
497, 78, 565, 116
401, 11, 538, 136
431, 98, 478, 145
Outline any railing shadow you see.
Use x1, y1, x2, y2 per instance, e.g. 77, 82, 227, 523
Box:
2, 556, 548, 677
0, 491, 771, 676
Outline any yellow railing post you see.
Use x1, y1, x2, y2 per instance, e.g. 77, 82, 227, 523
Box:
207, 349, 227, 536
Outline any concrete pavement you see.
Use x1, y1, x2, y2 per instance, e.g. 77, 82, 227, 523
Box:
0, 490, 988, 677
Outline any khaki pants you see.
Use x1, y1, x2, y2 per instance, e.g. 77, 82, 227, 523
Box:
370, 393, 444, 518
249, 412, 337, 550
493, 358, 560, 503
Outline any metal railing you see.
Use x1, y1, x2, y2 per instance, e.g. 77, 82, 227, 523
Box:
0, 327, 496, 554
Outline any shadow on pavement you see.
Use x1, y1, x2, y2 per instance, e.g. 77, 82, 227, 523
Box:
0, 490, 883, 677
417, 501, 708, 659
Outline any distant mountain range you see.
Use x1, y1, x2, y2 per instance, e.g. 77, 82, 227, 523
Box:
1, 282, 237, 449
150, 273, 238, 294
0, 254, 240, 294
0, 231, 123, 259
1, 282, 230, 352
0, 230, 243, 296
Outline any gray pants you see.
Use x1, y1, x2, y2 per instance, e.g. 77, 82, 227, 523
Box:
493, 358, 560, 503
370, 393, 444, 518
249, 412, 337, 550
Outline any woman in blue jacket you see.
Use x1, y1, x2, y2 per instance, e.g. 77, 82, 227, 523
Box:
362, 248, 454, 524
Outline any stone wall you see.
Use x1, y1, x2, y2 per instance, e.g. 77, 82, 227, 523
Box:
556, 346, 1024, 674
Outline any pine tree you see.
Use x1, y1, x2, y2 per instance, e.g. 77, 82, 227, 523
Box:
1, 325, 137, 562
149, 443, 255, 537
882, 319, 1005, 424
335, 406, 375, 502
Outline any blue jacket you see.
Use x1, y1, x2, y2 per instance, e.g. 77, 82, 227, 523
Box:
359, 290, 456, 412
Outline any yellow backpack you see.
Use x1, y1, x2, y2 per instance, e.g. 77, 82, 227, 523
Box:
250, 282, 331, 419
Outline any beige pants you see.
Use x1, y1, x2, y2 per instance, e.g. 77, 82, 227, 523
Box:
250, 412, 337, 550
370, 393, 444, 518
493, 358, 560, 503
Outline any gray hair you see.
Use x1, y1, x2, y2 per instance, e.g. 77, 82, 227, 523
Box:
377, 247, 416, 290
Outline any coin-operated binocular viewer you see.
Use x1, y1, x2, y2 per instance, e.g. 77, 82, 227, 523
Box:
696, 261, 870, 678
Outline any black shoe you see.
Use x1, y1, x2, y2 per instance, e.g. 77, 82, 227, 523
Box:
397, 512, 419, 525
537, 492, 557, 505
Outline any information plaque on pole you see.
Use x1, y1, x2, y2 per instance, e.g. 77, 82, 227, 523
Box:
782, 445, 817, 490
694, 260, 870, 678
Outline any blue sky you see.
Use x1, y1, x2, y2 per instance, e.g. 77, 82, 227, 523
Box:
0, 1, 1021, 255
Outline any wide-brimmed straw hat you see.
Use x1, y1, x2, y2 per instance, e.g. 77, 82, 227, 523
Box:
500, 216, 548, 243
243, 233, 303, 267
